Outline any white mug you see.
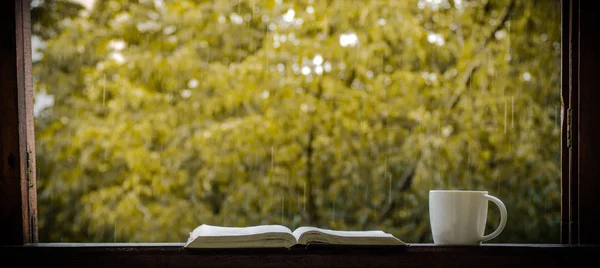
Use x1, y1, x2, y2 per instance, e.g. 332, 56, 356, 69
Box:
429, 190, 507, 245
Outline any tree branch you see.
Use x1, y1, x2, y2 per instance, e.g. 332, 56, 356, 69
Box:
447, 61, 480, 110
377, 160, 419, 223
303, 81, 325, 225
304, 126, 319, 225
446, 0, 515, 110
480, 0, 515, 53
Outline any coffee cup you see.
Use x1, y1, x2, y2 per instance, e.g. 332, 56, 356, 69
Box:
429, 190, 507, 245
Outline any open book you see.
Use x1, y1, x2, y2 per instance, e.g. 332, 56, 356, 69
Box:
184, 224, 406, 248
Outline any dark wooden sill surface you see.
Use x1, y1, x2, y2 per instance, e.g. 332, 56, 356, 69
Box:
2, 243, 599, 268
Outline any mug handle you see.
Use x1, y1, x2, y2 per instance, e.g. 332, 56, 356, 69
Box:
481, 194, 507, 242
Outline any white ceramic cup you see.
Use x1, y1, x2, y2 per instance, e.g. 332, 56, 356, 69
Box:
429, 190, 507, 245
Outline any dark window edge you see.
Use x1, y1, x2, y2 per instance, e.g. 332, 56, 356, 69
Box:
2, 243, 600, 268
2, 0, 600, 258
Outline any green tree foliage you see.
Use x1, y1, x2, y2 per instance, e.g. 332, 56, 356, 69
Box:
34, 0, 561, 243
31, 0, 85, 39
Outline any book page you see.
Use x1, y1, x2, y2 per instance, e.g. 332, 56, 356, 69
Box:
190, 224, 292, 238
185, 224, 296, 248
292, 226, 389, 241
292, 226, 405, 245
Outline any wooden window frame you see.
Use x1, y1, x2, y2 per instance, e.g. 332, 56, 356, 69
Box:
2, 0, 600, 266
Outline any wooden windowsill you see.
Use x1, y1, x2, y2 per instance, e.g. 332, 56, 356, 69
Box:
2, 243, 599, 267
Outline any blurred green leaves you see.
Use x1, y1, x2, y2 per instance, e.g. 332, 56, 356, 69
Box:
33, 0, 561, 243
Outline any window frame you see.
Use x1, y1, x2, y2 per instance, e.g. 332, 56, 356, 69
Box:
2, 0, 600, 266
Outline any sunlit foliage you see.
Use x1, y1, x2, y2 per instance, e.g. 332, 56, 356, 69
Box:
33, 0, 561, 243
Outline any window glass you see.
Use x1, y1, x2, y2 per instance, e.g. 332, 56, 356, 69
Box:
32, 0, 561, 243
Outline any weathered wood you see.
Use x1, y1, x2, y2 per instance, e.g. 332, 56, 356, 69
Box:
0, 0, 36, 246
560, 0, 571, 244
0, 0, 20, 246
19, 0, 38, 246
1, 244, 599, 268
567, 0, 580, 245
